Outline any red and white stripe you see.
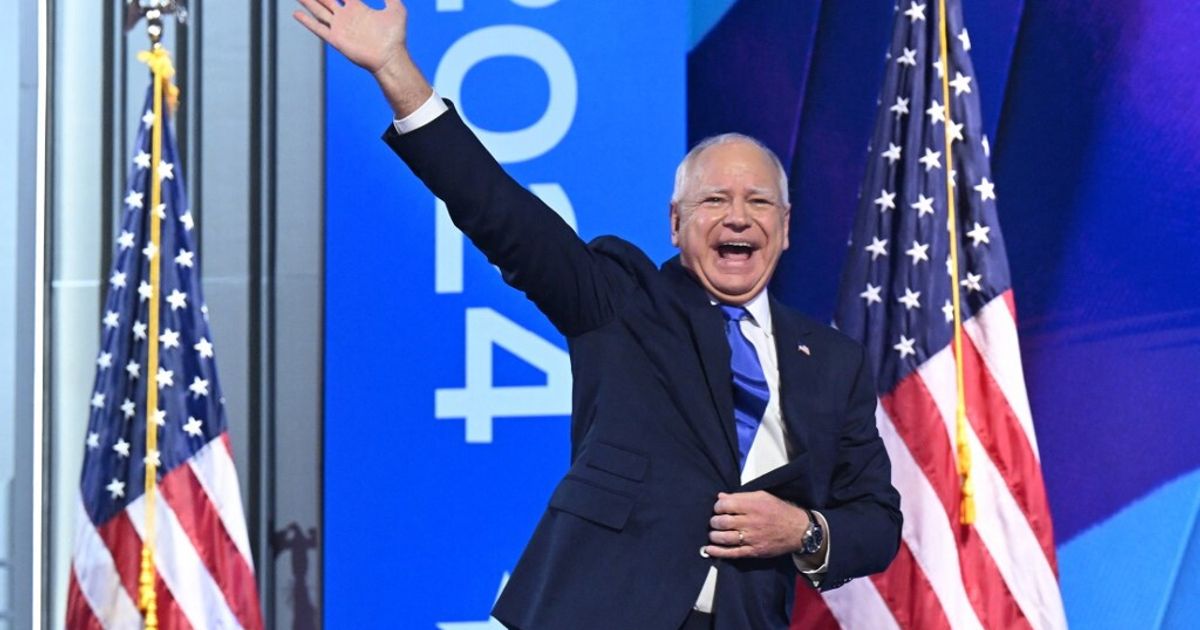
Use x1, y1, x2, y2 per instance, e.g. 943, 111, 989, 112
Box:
66, 435, 264, 630
792, 293, 1067, 629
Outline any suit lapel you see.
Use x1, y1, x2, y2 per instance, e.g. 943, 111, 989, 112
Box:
769, 296, 816, 463
685, 302, 742, 481
662, 258, 741, 484
735, 298, 822, 504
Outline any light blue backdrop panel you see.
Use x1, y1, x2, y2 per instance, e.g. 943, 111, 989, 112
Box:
324, 2, 686, 627
1058, 469, 1200, 629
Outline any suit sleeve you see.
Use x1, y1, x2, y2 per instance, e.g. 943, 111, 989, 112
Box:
816, 345, 903, 590
382, 103, 633, 337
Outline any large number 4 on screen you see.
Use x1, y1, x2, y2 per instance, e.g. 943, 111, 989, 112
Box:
432, 185, 577, 444
429, 0, 579, 445
435, 307, 572, 443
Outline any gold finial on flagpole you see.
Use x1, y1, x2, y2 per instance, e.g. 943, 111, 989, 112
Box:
124, 0, 189, 48
128, 1, 184, 108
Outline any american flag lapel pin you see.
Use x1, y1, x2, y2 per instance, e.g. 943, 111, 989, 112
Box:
797, 344, 811, 356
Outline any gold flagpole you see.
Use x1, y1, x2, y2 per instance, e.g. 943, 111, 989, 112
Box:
936, 0, 975, 526
131, 3, 181, 626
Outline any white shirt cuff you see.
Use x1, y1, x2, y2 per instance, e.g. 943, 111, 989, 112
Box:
793, 510, 830, 586
392, 91, 448, 134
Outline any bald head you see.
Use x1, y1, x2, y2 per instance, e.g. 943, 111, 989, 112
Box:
671, 133, 789, 207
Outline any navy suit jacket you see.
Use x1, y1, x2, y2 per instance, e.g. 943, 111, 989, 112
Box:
383, 104, 901, 630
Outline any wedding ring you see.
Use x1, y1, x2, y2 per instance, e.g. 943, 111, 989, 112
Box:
737, 530, 745, 546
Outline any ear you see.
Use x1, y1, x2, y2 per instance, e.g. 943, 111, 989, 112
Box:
669, 203, 682, 247
781, 204, 792, 251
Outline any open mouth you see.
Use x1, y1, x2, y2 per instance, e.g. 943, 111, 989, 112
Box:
717, 241, 758, 262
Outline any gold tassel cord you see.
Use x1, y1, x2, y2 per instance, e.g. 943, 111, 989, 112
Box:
136, 44, 177, 630
136, 49, 180, 111
936, 0, 975, 526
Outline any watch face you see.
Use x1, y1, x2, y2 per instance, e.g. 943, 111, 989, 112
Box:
802, 517, 824, 555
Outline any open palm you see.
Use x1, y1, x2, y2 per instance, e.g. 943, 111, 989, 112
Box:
294, 0, 408, 75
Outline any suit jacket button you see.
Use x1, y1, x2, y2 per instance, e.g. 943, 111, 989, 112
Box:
699, 546, 710, 559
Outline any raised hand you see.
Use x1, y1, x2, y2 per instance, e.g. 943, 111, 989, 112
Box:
293, 0, 432, 117
294, 0, 408, 75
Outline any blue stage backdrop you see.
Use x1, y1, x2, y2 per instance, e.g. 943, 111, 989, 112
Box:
324, 2, 685, 626
690, 1, 1200, 628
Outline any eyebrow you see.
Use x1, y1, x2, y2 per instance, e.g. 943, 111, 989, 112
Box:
692, 186, 778, 198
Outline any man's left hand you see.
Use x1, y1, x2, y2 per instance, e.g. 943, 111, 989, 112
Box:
705, 491, 809, 559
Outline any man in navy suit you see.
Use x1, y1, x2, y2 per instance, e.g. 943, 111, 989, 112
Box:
296, 1, 901, 628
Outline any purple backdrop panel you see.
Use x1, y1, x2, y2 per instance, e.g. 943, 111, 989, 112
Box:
687, 0, 822, 167
994, 0, 1200, 542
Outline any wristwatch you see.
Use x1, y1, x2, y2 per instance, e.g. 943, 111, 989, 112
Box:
798, 509, 824, 556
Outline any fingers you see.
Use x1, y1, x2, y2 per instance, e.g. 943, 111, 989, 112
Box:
297, 0, 334, 24
713, 492, 742, 515
708, 494, 749, 555
709, 513, 739, 531
704, 542, 757, 560
709, 504, 751, 552
714, 490, 775, 514
705, 523, 752, 557
293, 10, 331, 40
708, 528, 742, 546
706, 492, 785, 559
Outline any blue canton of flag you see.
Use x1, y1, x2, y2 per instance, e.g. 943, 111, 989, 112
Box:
835, 0, 1009, 392
82, 87, 219, 527
67, 80, 263, 630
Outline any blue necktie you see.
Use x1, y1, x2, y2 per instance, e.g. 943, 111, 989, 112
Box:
720, 305, 770, 470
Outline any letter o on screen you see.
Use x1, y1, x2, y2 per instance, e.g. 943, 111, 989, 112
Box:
435, 25, 577, 164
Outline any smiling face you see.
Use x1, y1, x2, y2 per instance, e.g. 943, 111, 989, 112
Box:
670, 140, 791, 305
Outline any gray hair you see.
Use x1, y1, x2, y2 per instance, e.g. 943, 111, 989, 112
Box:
670, 133, 790, 207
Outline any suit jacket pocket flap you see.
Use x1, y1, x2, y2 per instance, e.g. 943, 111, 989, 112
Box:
585, 441, 648, 482
550, 476, 635, 531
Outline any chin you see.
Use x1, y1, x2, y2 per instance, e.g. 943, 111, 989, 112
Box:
710, 279, 763, 302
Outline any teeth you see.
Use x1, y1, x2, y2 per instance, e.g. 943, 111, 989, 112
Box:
721, 242, 752, 248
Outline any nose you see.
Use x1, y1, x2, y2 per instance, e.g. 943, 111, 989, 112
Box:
723, 198, 752, 228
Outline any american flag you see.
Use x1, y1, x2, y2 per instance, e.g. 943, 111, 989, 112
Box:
791, 1, 1068, 629
65, 80, 264, 630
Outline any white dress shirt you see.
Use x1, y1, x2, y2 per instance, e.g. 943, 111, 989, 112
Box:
392, 94, 829, 615
393, 91, 449, 134
692, 290, 829, 613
